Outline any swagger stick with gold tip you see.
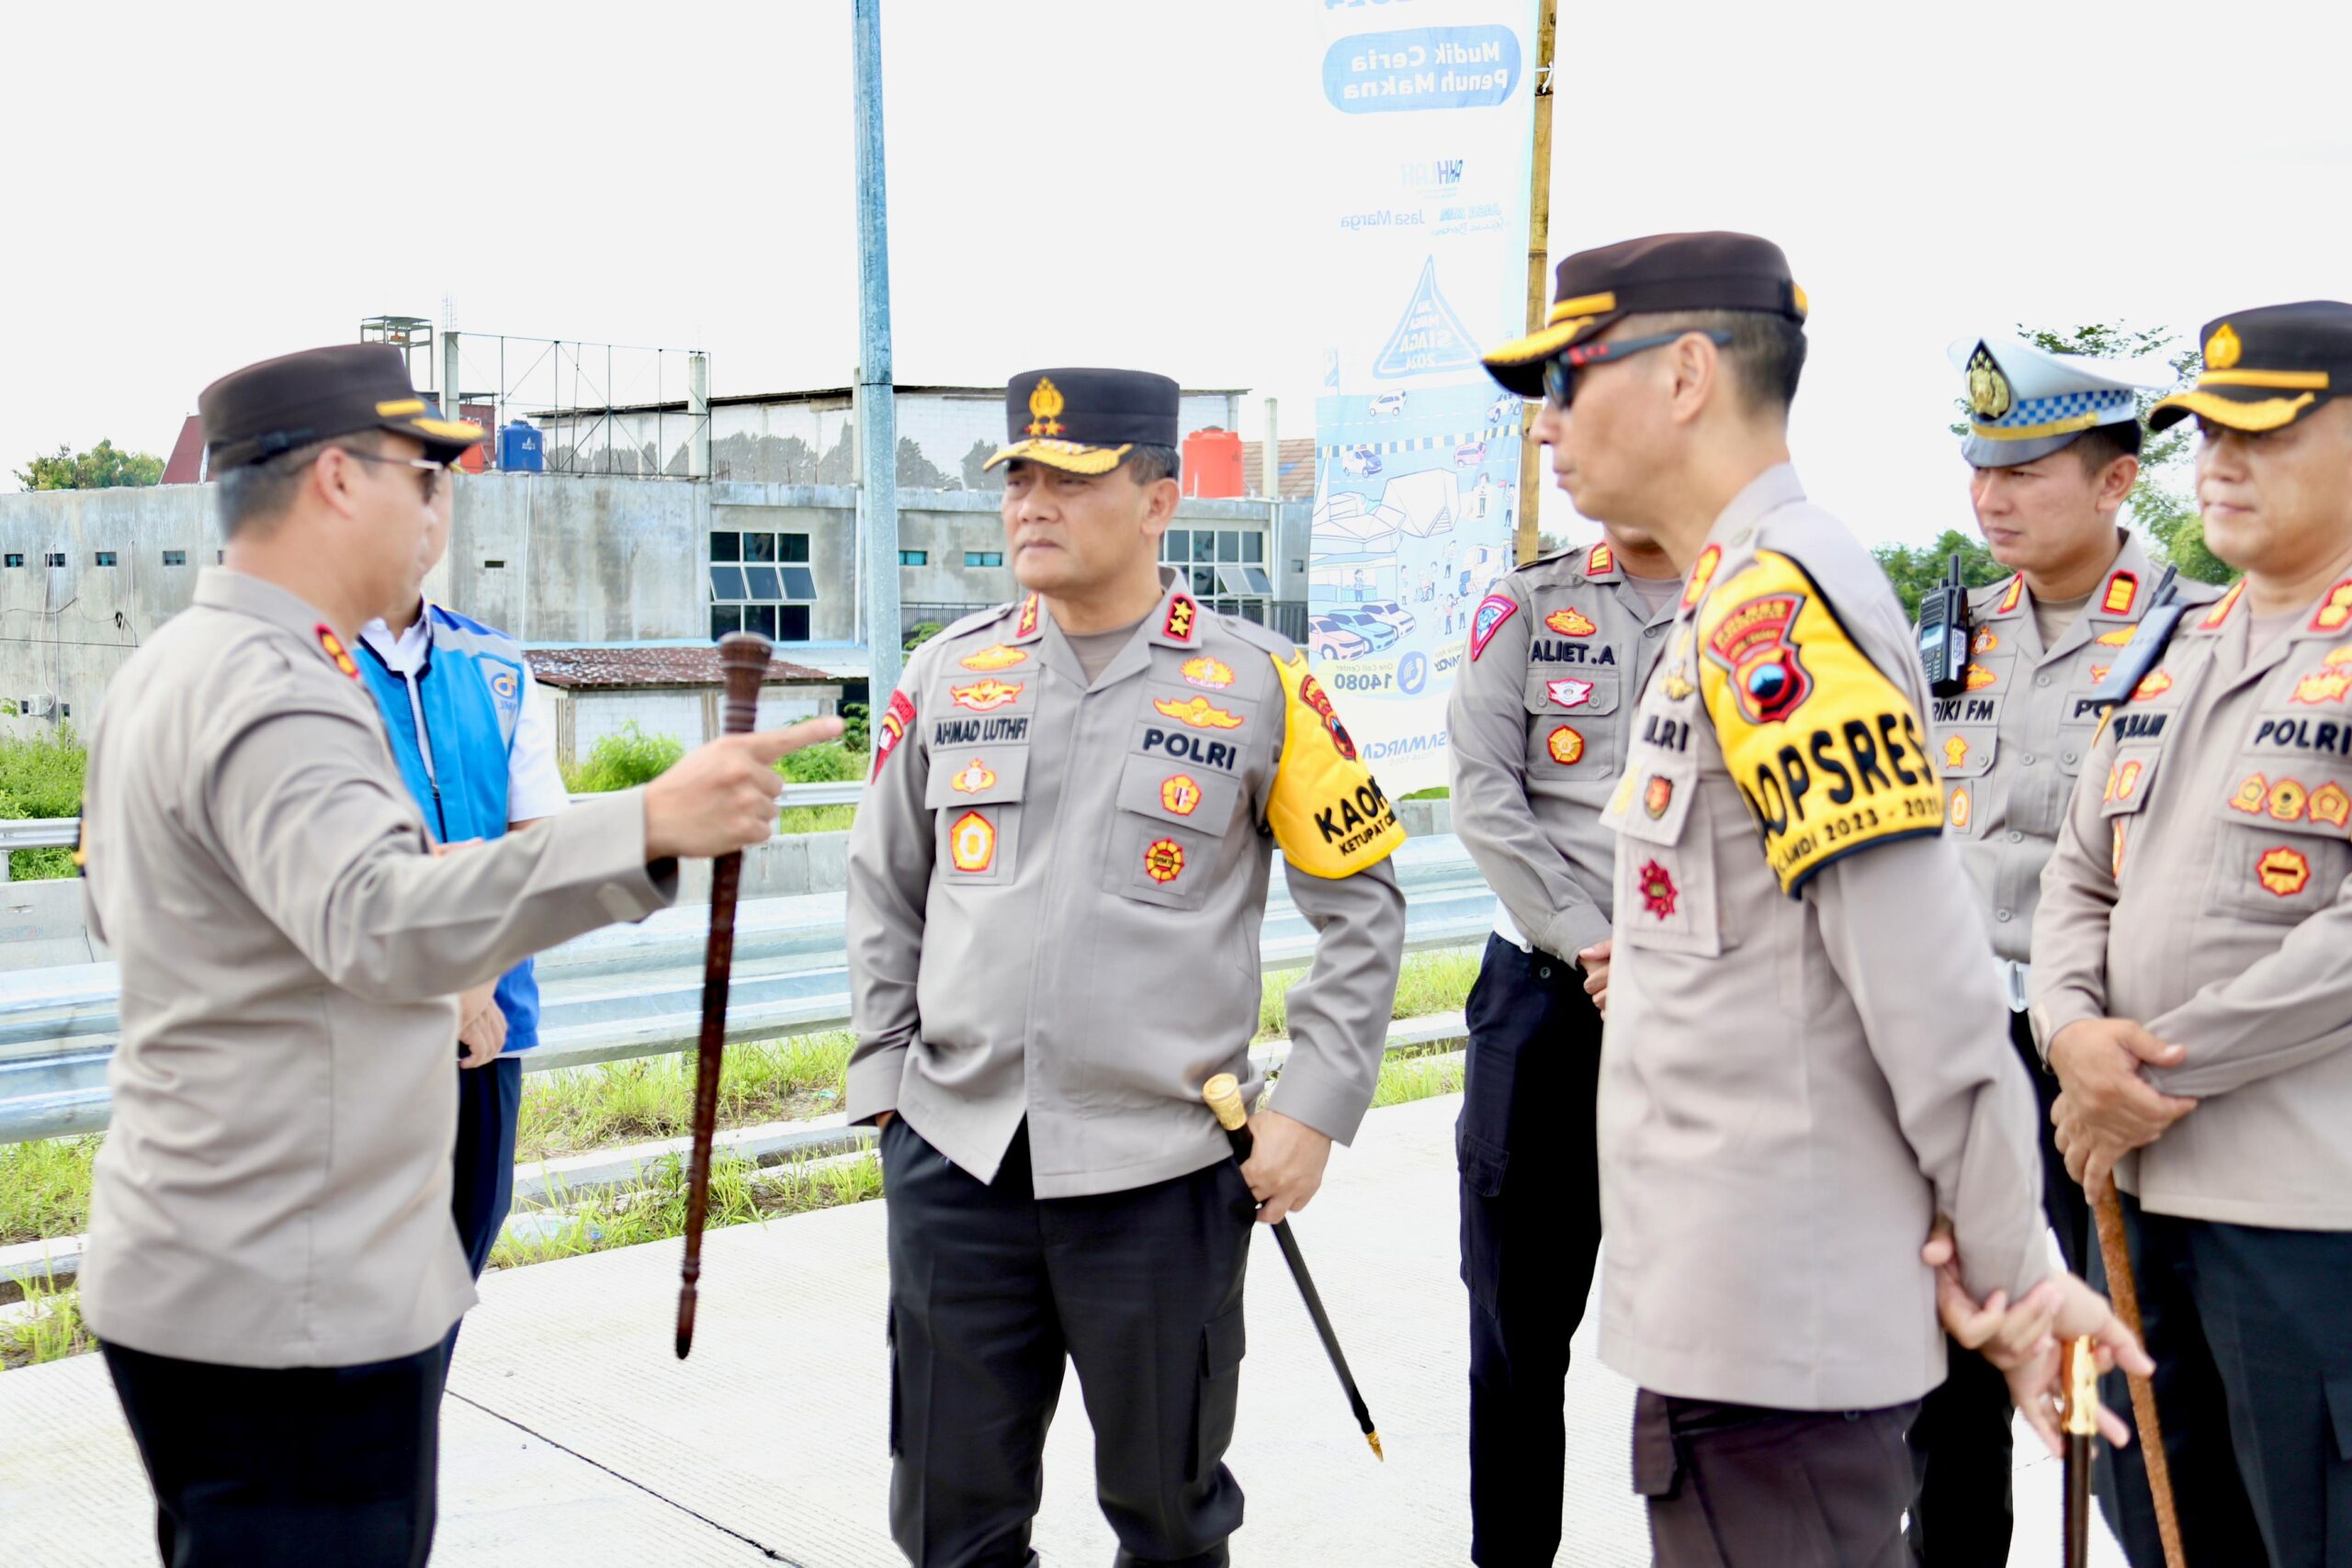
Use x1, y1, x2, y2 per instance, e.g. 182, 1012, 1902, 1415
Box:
1202, 1074, 1382, 1460
2062, 1337, 2097, 1568
674, 631, 775, 1359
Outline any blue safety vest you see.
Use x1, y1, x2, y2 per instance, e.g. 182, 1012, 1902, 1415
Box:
357, 605, 542, 1054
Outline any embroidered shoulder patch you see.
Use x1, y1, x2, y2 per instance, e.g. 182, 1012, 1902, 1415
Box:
2312, 580, 2352, 634
1587, 542, 1615, 576
873, 690, 917, 778
1163, 594, 1199, 642
316, 624, 359, 680
2101, 571, 2138, 616
1996, 577, 2025, 615
1265, 650, 1406, 878
1469, 594, 1517, 660
1694, 549, 1943, 897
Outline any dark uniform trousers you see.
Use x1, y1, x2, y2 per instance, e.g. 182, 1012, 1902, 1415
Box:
451, 1053, 524, 1280
1635, 1389, 1923, 1567
880, 1113, 1256, 1568
2088, 1193, 2341, 1568
1905, 1008, 2094, 1565
100, 1338, 446, 1568
1457, 933, 1605, 1567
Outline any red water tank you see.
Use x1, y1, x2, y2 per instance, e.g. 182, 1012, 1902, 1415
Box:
1182, 427, 1245, 498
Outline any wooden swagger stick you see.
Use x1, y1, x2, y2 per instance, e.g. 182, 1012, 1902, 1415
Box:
2093, 1190, 2187, 1568
2062, 1336, 2097, 1568
674, 631, 775, 1359
1202, 1074, 1382, 1461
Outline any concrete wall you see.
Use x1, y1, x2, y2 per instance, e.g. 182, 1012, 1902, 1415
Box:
0, 476, 1302, 724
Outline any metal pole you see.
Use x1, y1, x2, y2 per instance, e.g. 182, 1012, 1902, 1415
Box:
689, 353, 712, 479
854, 0, 903, 703
1261, 396, 1279, 499
1513, 0, 1557, 567
441, 332, 461, 422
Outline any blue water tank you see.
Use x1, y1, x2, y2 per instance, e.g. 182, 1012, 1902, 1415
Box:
499, 421, 545, 472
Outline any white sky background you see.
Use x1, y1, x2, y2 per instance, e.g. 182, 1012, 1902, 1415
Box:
3, 0, 2348, 549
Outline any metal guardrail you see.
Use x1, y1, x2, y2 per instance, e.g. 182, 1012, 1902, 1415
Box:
0, 836, 1492, 1145
0, 783, 868, 867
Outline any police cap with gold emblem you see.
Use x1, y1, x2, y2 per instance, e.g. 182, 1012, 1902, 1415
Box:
1950, 331, 2169, 468
1480, 231, 1809, 399
199, 344, 484, 471
2150, 301, 2352, 434
982, 367, 1181, 476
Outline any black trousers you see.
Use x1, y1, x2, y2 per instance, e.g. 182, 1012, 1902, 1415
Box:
2093, 1201, 2346, 1568
101, 1339, 447, 1568
1904, 1007, 2094, 1566
1456, 933, 1605, 1567
1636, 1390, 1922, 1567
880, 1114, 1256, 1568
452, 1054, 523, 1280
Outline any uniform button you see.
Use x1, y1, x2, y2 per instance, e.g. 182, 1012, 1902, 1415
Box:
2063, 750, 2078, 765
1644, 624, 1664, 637
1996, 909, 2013, 923
2007, 830, 2023, 844
2022, 754, 2037, 765
2036, 673, 2052, 688
1537, 965, 1554, 980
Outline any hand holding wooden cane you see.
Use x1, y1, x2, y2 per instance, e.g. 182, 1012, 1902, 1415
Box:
1202, 1073, 1382, 1460
674, 630, 774, 1359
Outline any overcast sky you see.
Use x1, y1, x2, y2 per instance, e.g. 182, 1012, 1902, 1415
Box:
5, 0, 2347, 547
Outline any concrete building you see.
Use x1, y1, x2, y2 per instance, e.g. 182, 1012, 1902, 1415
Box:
0, 472, 1306, 726
525, 645, 844, 769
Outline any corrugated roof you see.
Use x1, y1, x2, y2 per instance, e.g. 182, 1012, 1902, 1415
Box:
1240, 438, 1317, 502
526, 646, 837, 690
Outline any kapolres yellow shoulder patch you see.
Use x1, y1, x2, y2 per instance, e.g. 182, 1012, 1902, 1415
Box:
1696, 549, 1943, 896
1265, 650, 1408, 878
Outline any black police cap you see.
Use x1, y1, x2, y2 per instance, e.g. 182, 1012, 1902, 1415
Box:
982, 367, 1181, 475
199, 344, 484, 471
2151, 301, 2352, 434
1482, 231, 1808, 399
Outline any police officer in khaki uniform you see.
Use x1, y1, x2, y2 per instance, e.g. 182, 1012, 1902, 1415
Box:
74, 344, 831, 1568
1480, 232, 2147, 1564
1905, 333, 2211, 1567
844, 368, 1408, 1568
1446, 460, 1683, 1556
2033, 301, 2352, 1567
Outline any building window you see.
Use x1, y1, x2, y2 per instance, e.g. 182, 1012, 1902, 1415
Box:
484, 559, 506, 570
3, 555, 20, 569
709, 529, 818, 642
161, 549, 187, 566
899, 550, 929, 567
94, 551, 119, 567
217, 550, 226, 564
43, 553, 65, 568
964, 551, 1004, 569
1159, 529, 1273, 603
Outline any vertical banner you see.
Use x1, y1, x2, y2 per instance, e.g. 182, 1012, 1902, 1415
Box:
1310, 0, 1540, 795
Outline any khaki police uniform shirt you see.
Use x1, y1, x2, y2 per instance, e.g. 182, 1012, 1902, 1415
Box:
1930, 533, 2210, 964
1447, 541, 1677, 959
2033, 573, 2352, 1230
1597, 466, 2051, 1410
844, 570, 1408, 1199
77, 570, 676, 1368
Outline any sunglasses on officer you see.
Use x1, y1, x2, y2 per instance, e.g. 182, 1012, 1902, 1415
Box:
1543, 329, 1736, 408
334, 446, 458, 503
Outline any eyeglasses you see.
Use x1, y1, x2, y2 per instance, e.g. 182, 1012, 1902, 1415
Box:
334, 447, 456, 503
1542, 329, 1736, 408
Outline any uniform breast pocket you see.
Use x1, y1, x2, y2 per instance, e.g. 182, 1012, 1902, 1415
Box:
2204, 760, 2352, 922
1523, 667, 1623, 777
925, 748, 1030, 886
1611, 757, 1726, 958
1935, 726, 1996, 838
1100, 752, 1245, 910
2098, 743, 2164, 887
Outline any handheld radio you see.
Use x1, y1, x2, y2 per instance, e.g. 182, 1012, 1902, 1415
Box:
1918, 553, 1973, 698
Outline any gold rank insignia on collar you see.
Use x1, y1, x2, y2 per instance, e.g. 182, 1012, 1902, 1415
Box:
315, 624, 359, 680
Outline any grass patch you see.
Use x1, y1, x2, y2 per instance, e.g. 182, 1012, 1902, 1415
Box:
0, 1277, 95, 1371
777, 804, 856, 835
0, 1134, 98, 1247
1399, 785, 1451, 801
0, 727, 87, 881
1257, 945, 1478, 1042
491, 1148, 882, 1270
515, 1032, 854, 1163
1370, 1051, 1465, 1109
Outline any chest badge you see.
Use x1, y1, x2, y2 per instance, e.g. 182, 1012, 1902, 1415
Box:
1546, 726, 1586, 764
1943, 735, 1970, 771
2310, 782, 2351, 829
1154, 694, 1243, 729
1964, 664, 1997, 691
949, 811, 998, 874
1636, 859, 1679, 919
960, 644, 1029, 672
952, 679, 1024, 713
1643, 774, 1674, 819
1181, 656, 1235, 690
2230, 773, 2268, 814
1545, 607, 1597, 637
1144, 839, 1186, 884
1160, 774, 1203, 816
2291, 664, 2352, 705
1950, 785, 1972, 829
950, 759, 998, 795
1545, 677, 1595, 709
2096, 627, 2136, 648
1972, 626, 1999, 656
2132, 671, 2173, 702
2257, 845, 2312, 898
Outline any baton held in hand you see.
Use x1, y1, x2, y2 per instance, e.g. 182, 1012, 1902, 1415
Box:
674, 630, 774, 1359
1202, 1073, 1382, 1460
2094, 1190, 2186, 1568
